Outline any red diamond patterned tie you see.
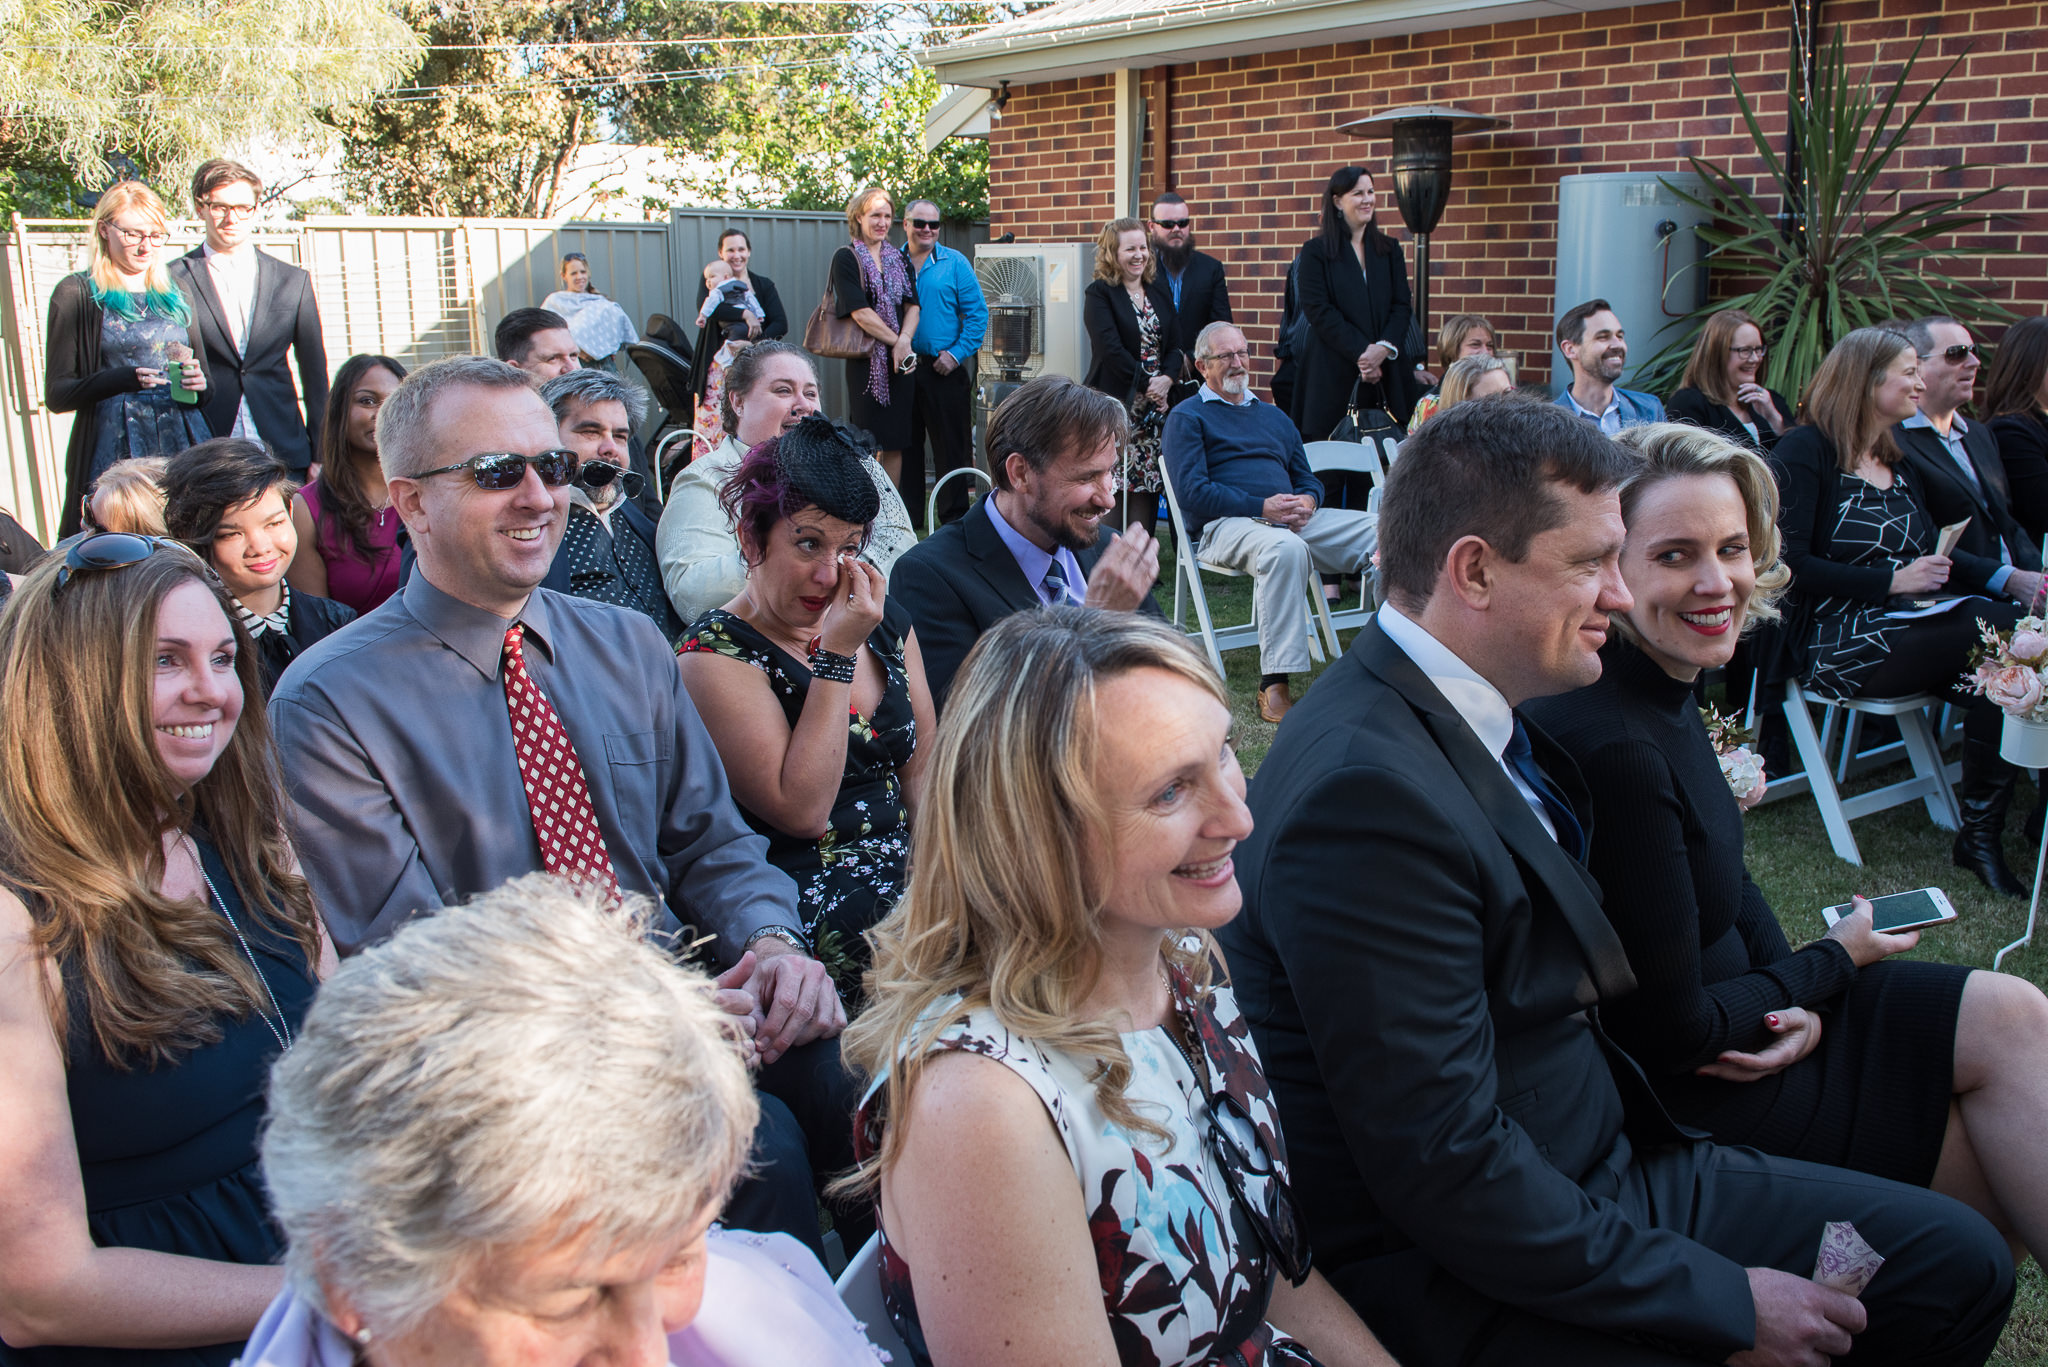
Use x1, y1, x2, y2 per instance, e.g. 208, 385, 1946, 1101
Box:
502, 625, 621, 900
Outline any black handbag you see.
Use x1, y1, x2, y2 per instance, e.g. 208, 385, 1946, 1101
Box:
1328, 380, 1400, 445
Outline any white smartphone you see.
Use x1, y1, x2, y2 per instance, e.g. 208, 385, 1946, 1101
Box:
1820, 886, 1958, 933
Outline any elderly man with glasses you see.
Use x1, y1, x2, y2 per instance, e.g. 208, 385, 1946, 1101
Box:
1162, 321, 1379, 722
167, 158, 328, 478
268, 354, 868, 1263
900, 198, 986, 526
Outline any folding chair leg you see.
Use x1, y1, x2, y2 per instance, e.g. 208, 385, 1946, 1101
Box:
1897, 709, 1961, 830
1783, 683, 1863, 865
1185, 564, 1226, 678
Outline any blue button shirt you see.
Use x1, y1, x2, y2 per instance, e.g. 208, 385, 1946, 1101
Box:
986, 491, 1086, 606
905, 242, 988, 363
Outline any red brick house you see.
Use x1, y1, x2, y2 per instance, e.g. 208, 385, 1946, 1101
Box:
924, 0, 2047, 388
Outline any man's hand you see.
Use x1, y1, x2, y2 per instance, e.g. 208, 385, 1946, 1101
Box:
1728, 1267, 1864, 1367
1083, 524, 1160, 611
1696, 1007, 1822, 1082
2007, 568, 2046, 610
1262, 493, 1316, 531
933, 350, 959, 376
713, 951, 763, 1069
744, 936, 847, 1066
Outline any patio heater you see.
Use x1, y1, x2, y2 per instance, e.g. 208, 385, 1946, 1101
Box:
1337, 106, 1509, 345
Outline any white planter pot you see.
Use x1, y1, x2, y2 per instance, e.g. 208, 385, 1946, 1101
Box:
2001, 714, 2048, 768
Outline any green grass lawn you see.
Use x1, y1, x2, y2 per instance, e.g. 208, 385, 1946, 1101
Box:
1157, 553, 2048, 1362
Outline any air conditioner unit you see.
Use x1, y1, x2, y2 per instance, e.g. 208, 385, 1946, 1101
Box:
972, 242, 1091, 410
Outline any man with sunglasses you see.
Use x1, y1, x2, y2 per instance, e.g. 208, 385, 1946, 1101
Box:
269, 356, 859, 1253
167, 158, 329, 478
901, 199, 987, 527
537, 369, 681, 642
1148, 192, 1233, 403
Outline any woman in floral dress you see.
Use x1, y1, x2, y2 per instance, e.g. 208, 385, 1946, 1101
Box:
1083, 217, 1182, 535
677, 416, 936, 1001
839, 608, 1395, 1367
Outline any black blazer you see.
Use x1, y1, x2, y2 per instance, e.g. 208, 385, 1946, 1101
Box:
1081, 277, 1184, 407
168, 248, 328, 476
1667, 385, 1791, 453
45, 272, 210, 537
1288, 235, 1420, 442
1894, 415, 2042, 593
1990, 409, 2048, 545
888, 493, 1162, 713
1216, 620, 1749, 1362
1159, 250, 1232, 367
540, 499, 681, 643
256, 590, 356, 695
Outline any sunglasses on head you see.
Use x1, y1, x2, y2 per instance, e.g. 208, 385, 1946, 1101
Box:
908, 217, 941, 231
576, 461, 645, 499
414, 450, 581, 490
54, 532, 172, 596
1153, 217, 1191, 229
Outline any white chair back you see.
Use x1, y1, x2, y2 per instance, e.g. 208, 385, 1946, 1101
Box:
926, 466, 992, 532
1303, 439, 1383, 480
833, 1233, 913, 1362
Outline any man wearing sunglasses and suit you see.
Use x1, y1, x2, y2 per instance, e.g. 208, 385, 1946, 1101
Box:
268, 354, 864, 1261
536, 369, 681, 643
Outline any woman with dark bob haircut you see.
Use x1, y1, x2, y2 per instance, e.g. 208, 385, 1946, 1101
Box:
677, 415, 936, 1000
1985, 315, 2048, 543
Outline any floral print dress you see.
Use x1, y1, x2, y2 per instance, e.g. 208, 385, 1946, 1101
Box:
92, 300, 211, 479
855, 966, 1325, 1367
1122, 293, 1167, 496
677, 602, 916, 997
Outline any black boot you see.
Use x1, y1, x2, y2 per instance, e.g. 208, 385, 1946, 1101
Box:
1952, 735, 2027, 896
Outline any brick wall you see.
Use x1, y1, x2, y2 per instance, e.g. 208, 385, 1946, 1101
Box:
983, 0, 2048, 389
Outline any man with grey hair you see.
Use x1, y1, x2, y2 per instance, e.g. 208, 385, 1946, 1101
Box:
537, 368, 681, 642
269, 354, 859, 1257
1162, 321, 1378, 722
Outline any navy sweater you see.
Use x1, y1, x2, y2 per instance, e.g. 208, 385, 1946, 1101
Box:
1162, 391, 1324, 536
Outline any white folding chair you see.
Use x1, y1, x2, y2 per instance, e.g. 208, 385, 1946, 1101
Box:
1761, 679, 1961, 865
832, 1233, 912, 1362
927, 466, 992, 532
1301, 439, 1382, 646
1159, 462, 1327, 678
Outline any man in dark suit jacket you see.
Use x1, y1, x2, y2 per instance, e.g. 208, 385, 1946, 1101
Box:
168, 159, 328, 477
1149, 193, 1232, 401
891, 375, 1163, 712
1216, 397, 2014, 1367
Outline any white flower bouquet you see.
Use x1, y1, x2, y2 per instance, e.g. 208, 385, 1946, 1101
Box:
1702, 706, 1767, 811
1964, 615, 2048, 720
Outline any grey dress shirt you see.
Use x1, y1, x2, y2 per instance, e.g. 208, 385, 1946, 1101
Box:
269, 573, 802, 957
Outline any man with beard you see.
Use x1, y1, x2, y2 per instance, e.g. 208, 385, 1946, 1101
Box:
889, 374, 1163, 712
1163, 322, 1378, 723
1554, 298, 1665, 433
1150, 192, 1233, 401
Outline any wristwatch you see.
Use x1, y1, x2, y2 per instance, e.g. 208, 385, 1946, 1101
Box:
744, 925, 810, 956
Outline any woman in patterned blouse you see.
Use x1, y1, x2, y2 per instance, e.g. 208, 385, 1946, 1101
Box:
838, 608, 1395, 1367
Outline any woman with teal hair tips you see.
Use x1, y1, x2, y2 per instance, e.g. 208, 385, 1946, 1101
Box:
46, 180, 212, 537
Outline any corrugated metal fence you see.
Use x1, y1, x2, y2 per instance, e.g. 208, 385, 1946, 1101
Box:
2, 209, 984, 542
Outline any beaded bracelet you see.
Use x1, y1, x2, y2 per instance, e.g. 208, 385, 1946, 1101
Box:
808, 646, 857, 684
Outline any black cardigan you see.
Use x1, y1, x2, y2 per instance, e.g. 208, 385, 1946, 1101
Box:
1991, 409, 2048, 545
1667, 385, 1791, 453
1081, 277, 1183, 406
1288, 234, 1420, 442
45, 272, 208, 537
254, 590, 357, 695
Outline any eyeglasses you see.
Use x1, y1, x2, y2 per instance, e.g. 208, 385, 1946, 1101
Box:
907, 217, 941, 231
576, 460, 645, 499
413, 450, 581, 490
54, 532, 172, 595
1203, 1090, 1313, 1281
1152, 217, 1191, 229
1933, 343, 1979, 363
197, 200, 258, 220
1731, 345, 1767, 360
1201, 349, 1252, 363
108, 225, 169, 247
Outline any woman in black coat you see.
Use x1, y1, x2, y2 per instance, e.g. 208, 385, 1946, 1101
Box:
1082, 216, 1182, 534
691, 227, 789, 411
1984, 314, 2048, 544
1289, 166, 1420, 455
1667, 308, 1791, 453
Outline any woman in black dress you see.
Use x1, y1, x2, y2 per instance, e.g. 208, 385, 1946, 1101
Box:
1667, 308, 1791, 452
0, 536, 332, 1364
1081, 216, 1182, 535
1288, 166, 1421, 452
1775, 327, 2032, 893
163, 438, 356, 695
1528, 421, 2048, 1263
830, 187, 920, 491
677, 417, 936, 1001
1984, 314, 2048, 544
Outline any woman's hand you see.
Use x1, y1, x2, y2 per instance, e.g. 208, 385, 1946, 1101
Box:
1824, 895, 1921, 968
1145, 373, 1173, 407
134, 366, 166, 389
1737, 382, 1784, 433
818, 554, 886, 658
179, 361, 206, 393
1695, 1007, 1823, 1082
1888, 555, 1951, 596
1356, 344, 1388, 383
890, 335, 915, 374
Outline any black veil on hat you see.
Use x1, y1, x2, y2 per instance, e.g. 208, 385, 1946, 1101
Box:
776, 415, 882, 526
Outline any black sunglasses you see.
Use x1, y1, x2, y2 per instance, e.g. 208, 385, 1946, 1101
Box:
1152, 217, 1191, 229
907, 217, 941, 230
1204, 1087, 1313, 1281
577, 461, 645, 499
414, 450, 581, 490
54, 532, 172, 595
1934, 343, 1979, 363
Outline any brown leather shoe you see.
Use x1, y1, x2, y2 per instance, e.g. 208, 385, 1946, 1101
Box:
1259, 681, 1292, 724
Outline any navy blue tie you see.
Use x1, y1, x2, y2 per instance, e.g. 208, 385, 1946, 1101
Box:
1504, 714, 1587, 862
1042, 562, 1070, 606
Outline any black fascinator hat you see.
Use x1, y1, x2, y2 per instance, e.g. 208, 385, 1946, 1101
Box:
774, 415, 882, 527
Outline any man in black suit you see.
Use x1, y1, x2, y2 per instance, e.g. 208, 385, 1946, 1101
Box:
1217, 397, 2014, 1367
169, 159, 328, 478
890, 375, 1162, 712
1149, 193, 1232, 403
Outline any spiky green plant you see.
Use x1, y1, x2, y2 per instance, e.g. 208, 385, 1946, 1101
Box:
1635, 26, 2014, 402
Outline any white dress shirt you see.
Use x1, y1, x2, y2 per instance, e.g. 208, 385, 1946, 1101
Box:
203, 242, 262, 440
1376, 602, 1559, 842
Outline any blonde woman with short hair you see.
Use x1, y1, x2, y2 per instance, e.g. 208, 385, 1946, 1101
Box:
45, 181, 210, 537
1407, 354, 1513, 431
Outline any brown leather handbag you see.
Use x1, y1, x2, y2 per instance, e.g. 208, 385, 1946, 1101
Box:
804, 286, 871, 360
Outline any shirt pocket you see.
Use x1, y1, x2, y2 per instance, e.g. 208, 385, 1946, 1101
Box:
603, 730, 670, 837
